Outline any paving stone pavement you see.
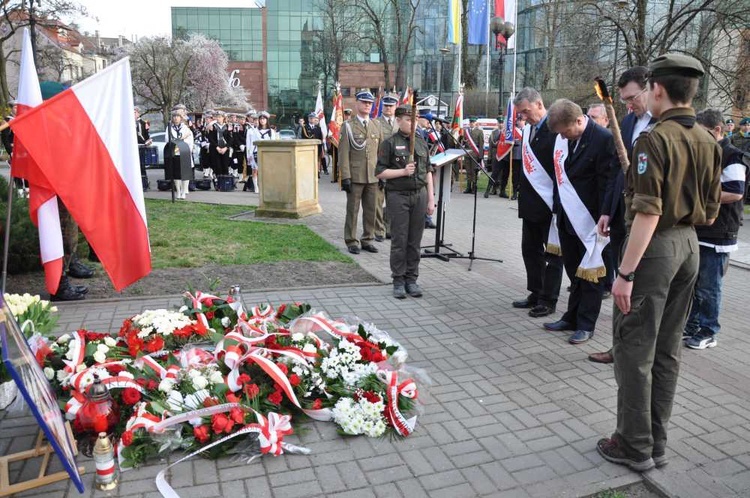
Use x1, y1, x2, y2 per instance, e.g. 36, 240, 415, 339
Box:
2, 173, 749, 498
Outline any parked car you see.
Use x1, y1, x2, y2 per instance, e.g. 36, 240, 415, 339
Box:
278, 128, 296, 140
147, 131, 201, 168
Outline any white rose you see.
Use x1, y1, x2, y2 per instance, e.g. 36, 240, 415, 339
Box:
167, 391, 185, 412
56, 370, 68, 382
96, 344, 110, 354
188, 369, 201, 378
159, 379, 175, 393
209, 370, 224, 384
291, 333, 305, 342
303, 343, 317, 354
44, 367, 55, 380
93, 351, 107, 363
192, 375, 209, 390
104, 337, 117, 347
221, 317, 231, 328
57, 334, 71, 344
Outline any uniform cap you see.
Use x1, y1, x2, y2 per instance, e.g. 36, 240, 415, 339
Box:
382, 93, 399, 105
740, 117, 750, 126
418, 109, 432, 118
215, 110, 226, 117
647, 53, 704, 79
726, 118, 734, 124
356, 90, 376, 103
468, 116, 478, 123
344, 108, 353, 115
247, 111, 258, 118
394, 105, 410, 118
308, 112, 318, 119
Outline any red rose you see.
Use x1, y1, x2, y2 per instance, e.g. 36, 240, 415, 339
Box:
147, 380, 158, 391
237, 373, 251, 385
204, 299, 214, 307
289, 374, 301, 387
226, 393, 239, 403
229, 407, 245, 424
203, 397, 219, 407
276, 304, 287, 316
211, 413, 229, 433
121, 430, 134, 447
106, 364, 126, 375
362, 391, 381, 404
267, 391, 283, 405
244, 383, 260, 399
193, 425, 210, 443
312, 399, 323, 410
277, 363, 288, 375
121, 388, 141, 405
206, 311, 215, 320
136, 378, 148, 387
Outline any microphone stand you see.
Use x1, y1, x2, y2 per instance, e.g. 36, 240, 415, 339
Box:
449, 129, 503, 271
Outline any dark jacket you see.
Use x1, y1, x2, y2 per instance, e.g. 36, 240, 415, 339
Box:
555, 119, 616, 235
696, 138, 749, 243
518, 118, 556, 223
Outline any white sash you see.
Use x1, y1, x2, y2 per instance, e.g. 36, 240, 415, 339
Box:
521, 124, 560, 255
553, 134, 609, 282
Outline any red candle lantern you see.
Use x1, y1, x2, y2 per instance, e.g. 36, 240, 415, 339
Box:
75, 375, 120, 453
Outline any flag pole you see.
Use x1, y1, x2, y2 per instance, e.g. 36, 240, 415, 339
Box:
485, 0, 490, 116
1, 119, 14, 292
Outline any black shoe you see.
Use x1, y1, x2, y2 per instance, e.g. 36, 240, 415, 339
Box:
393, 284, 407, 299
499, 191, 509, 198
543, 319, 575, 332
361, 244, 379, 253
51, 277, 86, 302
375, 235, 384, 242
68, 259, 94, 279
529, 304, 556, 318
73, 285, 89, 295
385, 233, 392, 239
405, 282, 422, 297
425, 221, 437, 229
510, 193, 518, 200
348, 246, 360, 254
512, 297, 537, 309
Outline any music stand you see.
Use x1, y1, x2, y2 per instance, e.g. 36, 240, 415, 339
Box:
422, 149, 465, 261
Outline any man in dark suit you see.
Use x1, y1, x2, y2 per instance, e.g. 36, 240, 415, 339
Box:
589, 66, 656, 362
512, 87, 564, 318
543, 99, 615, 344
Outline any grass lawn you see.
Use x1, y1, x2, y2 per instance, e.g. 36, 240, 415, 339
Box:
145, 199, 352, 269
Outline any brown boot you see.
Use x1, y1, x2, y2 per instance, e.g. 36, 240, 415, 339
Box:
588, 350, 613, 364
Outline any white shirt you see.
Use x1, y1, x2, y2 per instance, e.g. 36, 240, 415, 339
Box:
631, 112, 652, 145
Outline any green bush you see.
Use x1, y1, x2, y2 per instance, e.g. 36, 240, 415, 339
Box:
0, 175, 42, 274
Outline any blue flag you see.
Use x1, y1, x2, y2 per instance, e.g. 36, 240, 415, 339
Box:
467, 0, 489, 45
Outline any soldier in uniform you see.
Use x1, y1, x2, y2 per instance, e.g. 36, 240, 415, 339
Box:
732, 117, 750, 152
724, 118, 735, 139
462, 117, 485, 193
339, 90, 384, 254
376, 105, 435, 298
375, 92, 400, 240
598, 54, 722, 471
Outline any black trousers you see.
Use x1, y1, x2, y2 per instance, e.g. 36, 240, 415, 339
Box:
603, 212, 627, 290
511, 159, 521, 195
559, 228, 604, 332
521, 218, 563, 307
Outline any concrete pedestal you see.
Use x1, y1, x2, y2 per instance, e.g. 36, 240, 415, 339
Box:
255, 139, 322, 218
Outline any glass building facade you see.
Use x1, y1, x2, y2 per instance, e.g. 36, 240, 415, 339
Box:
171, 7, 263, 62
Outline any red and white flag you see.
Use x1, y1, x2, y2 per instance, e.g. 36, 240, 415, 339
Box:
314, 86, 327, 144
10, 58, 151, 292
11, 28, 64, 294
328, 85, 343, 147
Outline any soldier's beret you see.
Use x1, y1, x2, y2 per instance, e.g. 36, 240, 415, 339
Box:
647, 53, 704, 79
40, 81, 66, 100
382, 93, 399, 105
394, 106, 410, 118
356, 90, 376, 103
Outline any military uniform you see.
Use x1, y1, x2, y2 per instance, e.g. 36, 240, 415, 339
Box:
599, 54, 722, 471
731, 117, 750, 152
376, 110, 433, 295
339, 91, 384, 252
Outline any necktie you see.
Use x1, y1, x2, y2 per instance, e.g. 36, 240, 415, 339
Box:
363, 120, 368, 128
530, 125, 538, 142
570, 139, 578, 153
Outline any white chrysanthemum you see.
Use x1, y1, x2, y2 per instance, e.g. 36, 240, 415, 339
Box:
159, 379, 175, 393
302, 343, 317, 354
291, 332, 305, 342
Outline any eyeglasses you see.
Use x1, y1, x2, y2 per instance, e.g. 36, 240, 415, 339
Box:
620, 87, 647, 105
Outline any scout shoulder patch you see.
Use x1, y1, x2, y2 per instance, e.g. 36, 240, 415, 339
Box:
637, 153, 648, 174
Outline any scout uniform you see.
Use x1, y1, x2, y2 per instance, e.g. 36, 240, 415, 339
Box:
374, 92, 400, 240
599, 54, 722, 471
376, 106, 433, 297
339, 90, 384, 253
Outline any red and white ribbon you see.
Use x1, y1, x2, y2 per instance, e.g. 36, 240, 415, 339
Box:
62, 330, 87, 373
378, 370, 418, 436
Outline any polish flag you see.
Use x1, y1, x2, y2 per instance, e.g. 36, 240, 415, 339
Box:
10, 58, 151, 291
11, 28, 64, 294
314, 86, 327, 144
328, 86, 343, 147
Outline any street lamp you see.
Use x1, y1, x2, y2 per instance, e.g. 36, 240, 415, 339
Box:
437, 47, 450, 121
491, 17, 515, 117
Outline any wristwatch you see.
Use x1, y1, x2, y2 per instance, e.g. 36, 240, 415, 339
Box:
617, 268, 635, 282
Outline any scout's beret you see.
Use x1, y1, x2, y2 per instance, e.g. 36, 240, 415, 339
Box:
356, 90, 375, 103
40, 81, 66, 100
394, 106, 410, 118
726, 118, 734, 124
308, 112, 317, 119
740, 117, 750, 126
382, 93, 399, 105
259, 111, 270, 118
647, 53, 704, 79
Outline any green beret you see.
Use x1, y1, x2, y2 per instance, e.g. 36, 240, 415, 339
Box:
648, 53, 704, 79
40, 81, 66, 100
394, 105, 410, 118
